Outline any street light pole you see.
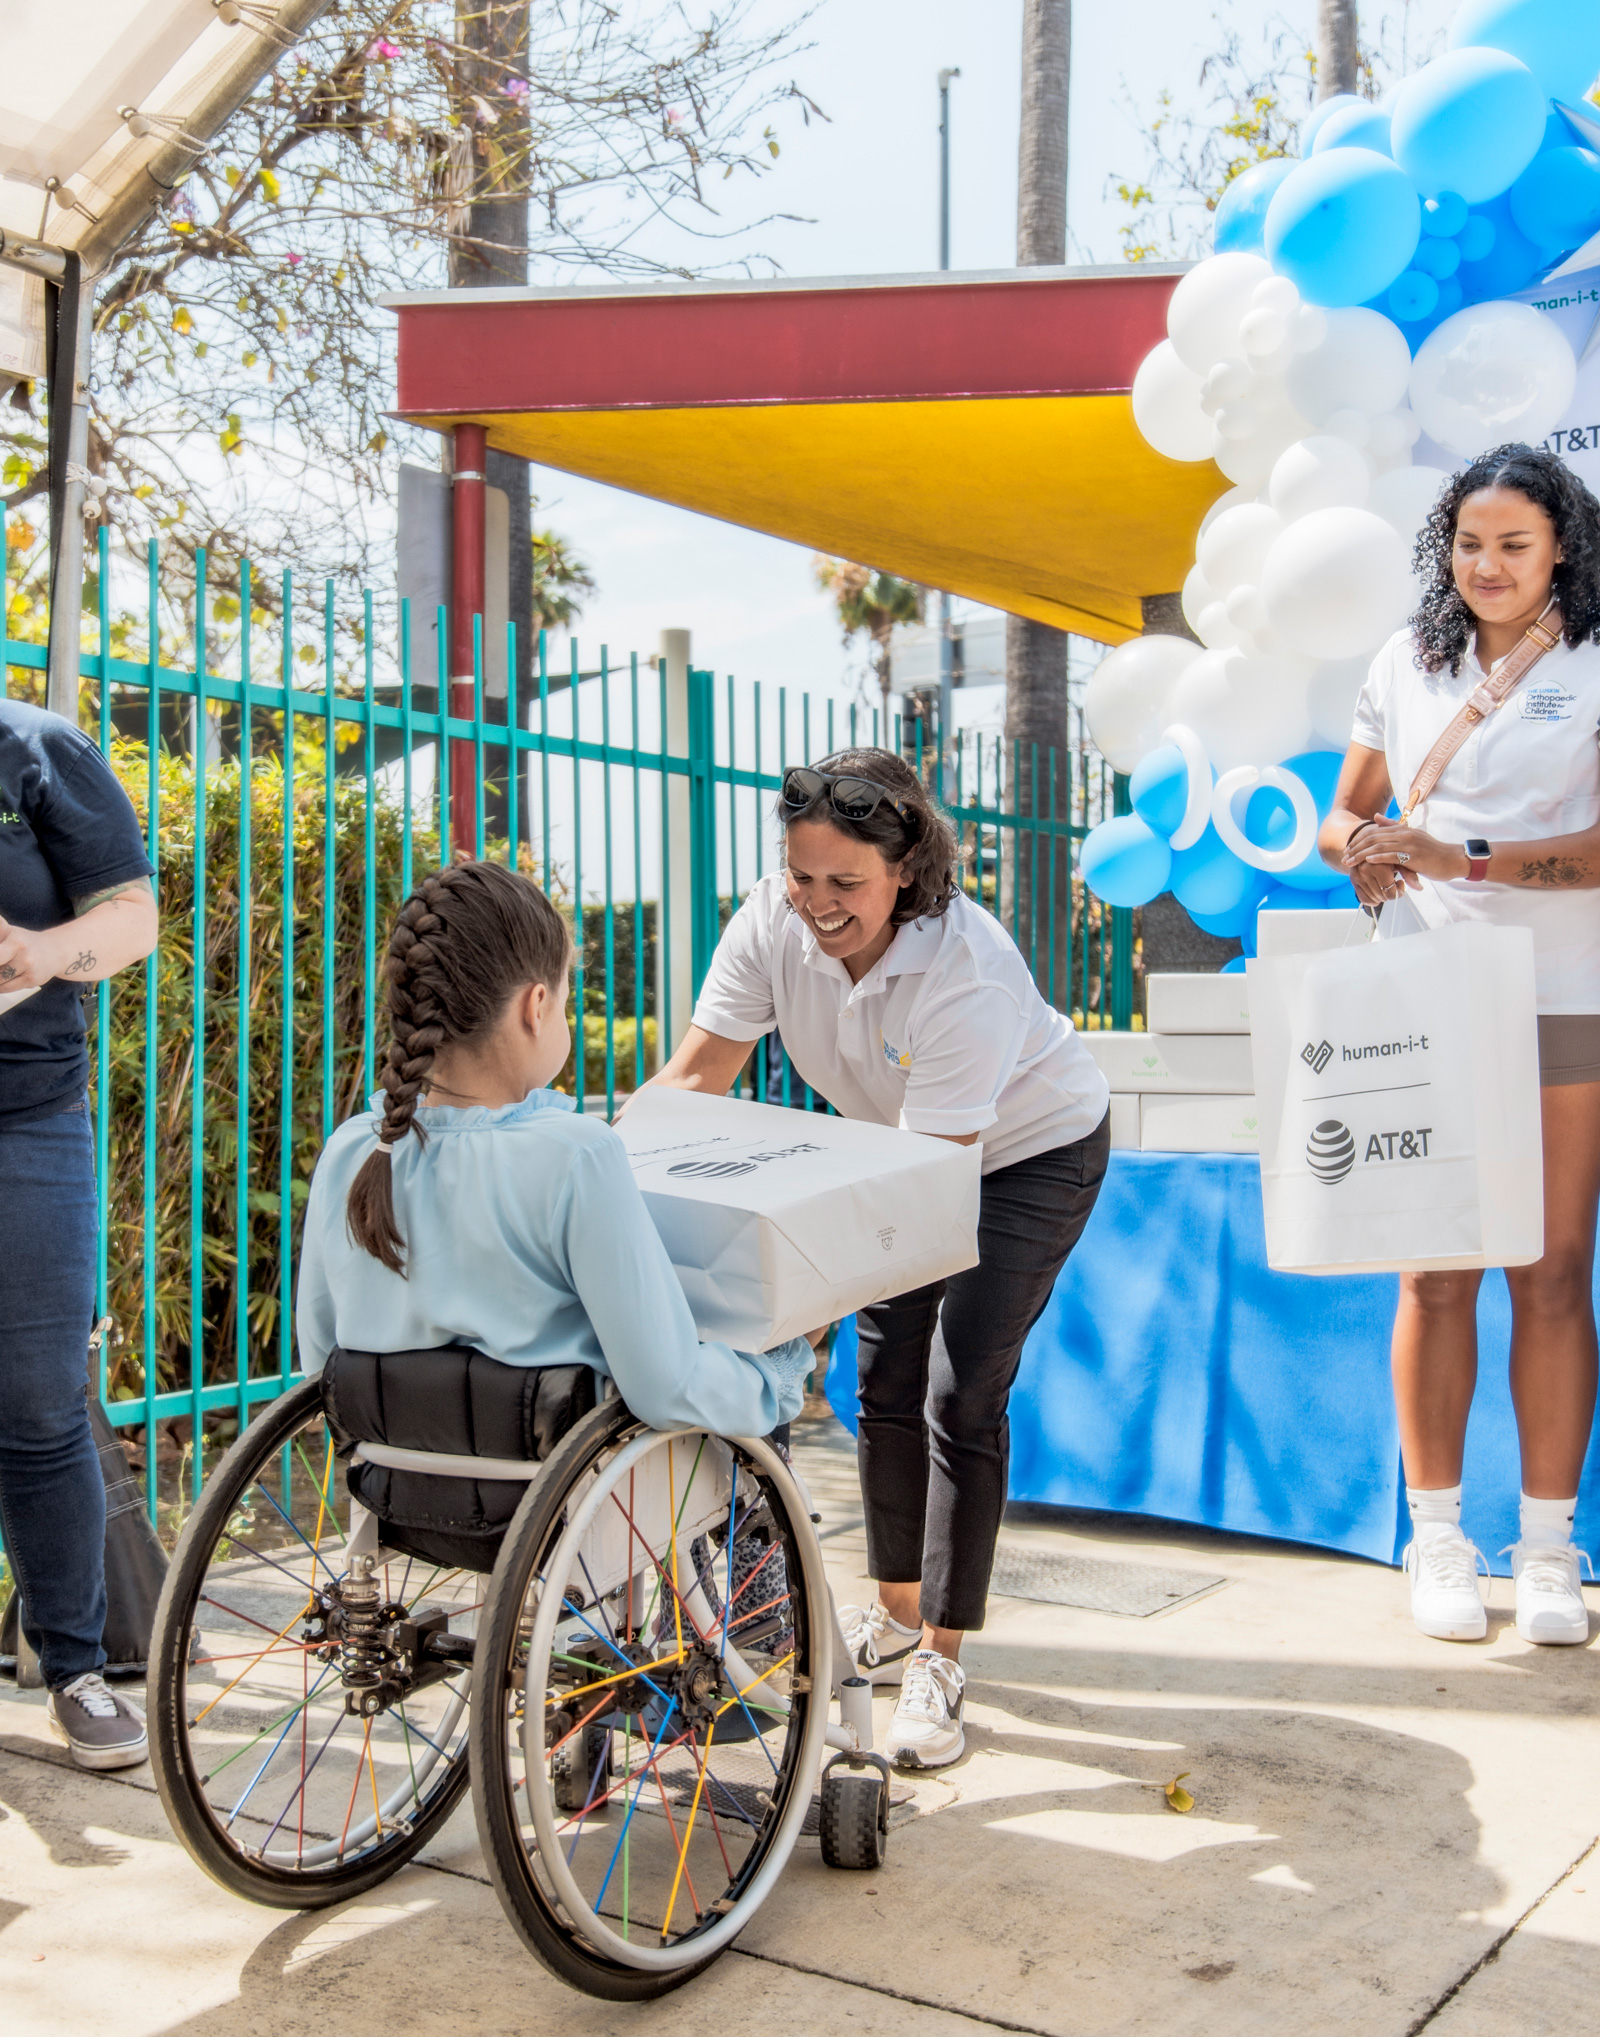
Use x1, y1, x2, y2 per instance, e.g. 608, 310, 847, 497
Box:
937, 67, 960, 759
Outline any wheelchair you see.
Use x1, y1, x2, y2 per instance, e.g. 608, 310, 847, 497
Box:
147, 1346, 890, 2000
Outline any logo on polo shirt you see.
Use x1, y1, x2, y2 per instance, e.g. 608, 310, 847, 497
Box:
880, 1032, 911, 1070
1519, 682, 1576, 723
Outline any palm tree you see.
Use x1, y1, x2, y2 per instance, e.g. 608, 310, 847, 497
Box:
531, 527, 596, 629
814, 557, 925, 736
1007, 0, 1072, 993
1316, 1, 1359, 99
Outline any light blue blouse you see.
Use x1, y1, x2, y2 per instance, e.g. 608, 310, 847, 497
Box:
294, 1088, 812, 1436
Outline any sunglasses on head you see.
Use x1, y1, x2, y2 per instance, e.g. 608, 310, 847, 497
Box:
779, 765, 912, 823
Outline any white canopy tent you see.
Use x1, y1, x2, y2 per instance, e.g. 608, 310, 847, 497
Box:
0, 0, 329, 711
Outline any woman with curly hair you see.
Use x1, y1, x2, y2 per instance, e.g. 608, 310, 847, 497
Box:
651, 750, 1111, 1768
1320, 441, 1600, 1649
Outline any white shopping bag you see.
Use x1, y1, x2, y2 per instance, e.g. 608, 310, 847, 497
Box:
1247, 921, 1543, 1274
614, 1087, 982, 1348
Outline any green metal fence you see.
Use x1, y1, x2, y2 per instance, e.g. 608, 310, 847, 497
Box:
1, 531, 1132, 1517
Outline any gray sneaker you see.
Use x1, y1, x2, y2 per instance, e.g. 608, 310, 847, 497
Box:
47, 1673, 149, 1770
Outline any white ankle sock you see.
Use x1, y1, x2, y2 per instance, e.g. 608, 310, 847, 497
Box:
1408, 1484, 1463, 1542
1519, 1493, 1577, 1548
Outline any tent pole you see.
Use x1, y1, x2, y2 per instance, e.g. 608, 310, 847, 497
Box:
46, 255, 94, 723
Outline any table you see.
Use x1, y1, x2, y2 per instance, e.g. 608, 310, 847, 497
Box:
826, 1150, 1600, 1572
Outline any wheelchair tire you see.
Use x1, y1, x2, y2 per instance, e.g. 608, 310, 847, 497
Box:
819, 1767, 889, 1871
149, 1377, 474, 1909
471, 1402, 834, 2000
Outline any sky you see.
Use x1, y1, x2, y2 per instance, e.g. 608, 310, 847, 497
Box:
502, 0, 1458, 708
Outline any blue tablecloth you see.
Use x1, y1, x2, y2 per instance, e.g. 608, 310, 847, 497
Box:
825, 1150, 1600, 1572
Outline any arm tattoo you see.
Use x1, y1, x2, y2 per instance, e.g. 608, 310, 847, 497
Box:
1517, 856, 1589, 887
0, 963, 15, 983
72, 880, 152, 917
64, 950, 96, 976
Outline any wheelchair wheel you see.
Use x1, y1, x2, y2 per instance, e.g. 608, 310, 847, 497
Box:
472, 1401, 834, 2000
149, 1378, 474, 1908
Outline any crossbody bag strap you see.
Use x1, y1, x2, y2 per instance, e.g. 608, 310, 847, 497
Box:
1401, 602, 1563, 824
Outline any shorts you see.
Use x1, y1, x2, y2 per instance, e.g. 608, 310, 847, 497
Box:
1537, 1015, 1600, 1087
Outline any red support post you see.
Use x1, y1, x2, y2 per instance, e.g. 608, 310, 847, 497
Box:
448, 421, 488, 859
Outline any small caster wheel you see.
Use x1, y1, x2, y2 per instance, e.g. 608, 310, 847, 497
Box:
819, 1763, 889, 1870
551, 1723, 611, 1815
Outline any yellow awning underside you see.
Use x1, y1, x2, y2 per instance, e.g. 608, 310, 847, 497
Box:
412, 393, 1226, 645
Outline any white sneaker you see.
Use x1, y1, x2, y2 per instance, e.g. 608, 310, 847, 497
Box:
884, 1649, 965, 1769
1507, 1541, 1592, 1646
1403, 1527, 1487, 1641
839, 1602, 921, 1687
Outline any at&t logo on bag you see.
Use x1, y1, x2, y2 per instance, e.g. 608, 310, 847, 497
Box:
1305, 1118, 1435, 1184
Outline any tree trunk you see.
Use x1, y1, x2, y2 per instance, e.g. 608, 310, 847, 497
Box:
1006, 0, 1072, 998
1134, 594, 1241, 990
1316, 0, 1360, 100
451, 2, 532, 850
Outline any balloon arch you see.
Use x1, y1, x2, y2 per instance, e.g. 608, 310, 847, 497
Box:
1081, 0, 1600, 964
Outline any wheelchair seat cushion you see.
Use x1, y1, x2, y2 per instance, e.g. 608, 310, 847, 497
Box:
320, 1345, 598, 1574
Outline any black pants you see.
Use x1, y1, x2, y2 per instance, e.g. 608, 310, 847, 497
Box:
854, 1115, 1110, 1632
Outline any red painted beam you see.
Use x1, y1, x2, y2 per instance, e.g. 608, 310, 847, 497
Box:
392, 270, 1182, 418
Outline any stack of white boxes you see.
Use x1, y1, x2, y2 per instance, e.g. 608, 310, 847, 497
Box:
1085, 974, 1260, 1156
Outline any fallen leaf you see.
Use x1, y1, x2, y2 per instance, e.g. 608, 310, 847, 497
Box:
1164, 1772, 1194, 1814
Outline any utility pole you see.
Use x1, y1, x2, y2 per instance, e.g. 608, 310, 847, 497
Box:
937, 66, 960, 757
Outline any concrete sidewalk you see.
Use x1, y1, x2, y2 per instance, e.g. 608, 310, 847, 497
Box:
3, 1407, 1598, 2036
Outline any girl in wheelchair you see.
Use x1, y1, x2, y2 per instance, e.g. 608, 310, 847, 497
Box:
295, 858, 815, 1455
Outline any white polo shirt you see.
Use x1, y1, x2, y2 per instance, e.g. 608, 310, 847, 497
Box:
690, 873, 1110, 1173
1353, 626, 1600, 1013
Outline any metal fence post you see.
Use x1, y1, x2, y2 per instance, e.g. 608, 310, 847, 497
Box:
654, 628, 693, 1056
687, 664, 718, 1002
1111, 769, 1135, 1030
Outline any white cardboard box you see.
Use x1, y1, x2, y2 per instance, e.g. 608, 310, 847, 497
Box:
1082, 1030, 1255, 1094
1108, 1092, 1141, 1150
613, 1087, 982, 1349
1256, 908, 1368, 958
1145, 972, 1251, 1035
1140, 1094, 1261, 1154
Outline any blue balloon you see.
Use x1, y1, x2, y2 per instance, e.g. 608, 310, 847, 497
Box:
1213, 157, 1297, 253
1322, 876, 1362, 909
1457, 212, 1497, 260
1434, 275, 1465, 317
1450, 0, 1600, 110
1170, 824, 1258, 918
1412, 235, 1461, 277
1189, 867, 1273, 938
1302, 93, 1365, 152
1080, 815, 1172, 908
1313, 101, 1393, 157
1422, 190, 1470, 235
1262, 750, 1348, 893
1389, 269, 1441, 320
1509, 144, 1600, 251
1221, 955, 1248, 975
1391, 47, 1546, 203
1458, 193, 1546, 297
1130, 743, 1194, 837
1265, 148, 1421, 306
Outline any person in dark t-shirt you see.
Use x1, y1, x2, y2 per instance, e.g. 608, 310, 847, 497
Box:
1, 697, 157, 1767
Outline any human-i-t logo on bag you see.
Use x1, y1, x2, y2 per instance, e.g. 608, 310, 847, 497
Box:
1297, 1035, 1434, 1183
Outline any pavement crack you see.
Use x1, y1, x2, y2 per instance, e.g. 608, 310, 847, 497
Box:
727, 1943, 1060, 2034
1403, 1829, 1600, 2035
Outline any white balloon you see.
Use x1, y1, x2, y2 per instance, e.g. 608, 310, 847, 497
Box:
1251, 274, 1300, 319
1181, 563, 1216, 636
1292, 303, 1329, 354
1268, 435, 1372, 522
1159, 722, 1215, 849
1366, 465, 1451, 549
1197, 502, 1284, 593
1083, 633, 1205, 773
1212, 400, 1310, 486
1261, 507, 1414, 660
1324, 408, 1372, 449
1224, 582, 1270, 635
1307, 657, 1371, 751
1202, 357, 1253, 409
1240, 307, 1289, 359
1131, 340, 1215, 462
1212, 764, 1321, 872
1195, 599, 1246, 650
1167, 251, 1273, 375
1287, 307, 1413, 424
1197, 485, 1251, 541
1165, 648, 1316, 773
1409, 301, 1577, 458
1366, 412, 1412, 460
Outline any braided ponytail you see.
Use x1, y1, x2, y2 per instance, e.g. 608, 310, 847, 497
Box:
346, 861, 572, 1273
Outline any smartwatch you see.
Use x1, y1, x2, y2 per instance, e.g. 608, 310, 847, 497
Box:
1465, 837, 1491, 882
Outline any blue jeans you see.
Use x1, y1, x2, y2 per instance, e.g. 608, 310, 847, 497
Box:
0, 1101, 106, 1688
